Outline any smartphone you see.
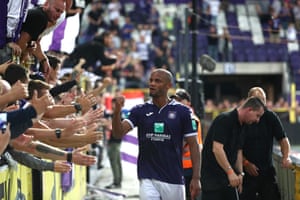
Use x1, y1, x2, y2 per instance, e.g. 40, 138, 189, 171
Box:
0, 113, 7, 133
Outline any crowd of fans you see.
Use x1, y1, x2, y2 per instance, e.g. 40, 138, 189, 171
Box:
54, 0, 180, 89
254, 0, 300, 44
203, 0, 300, 62
0, 0, 190, 190
204, 95, 295, 123
1, 0, 300, 184
0, 0, 111, 175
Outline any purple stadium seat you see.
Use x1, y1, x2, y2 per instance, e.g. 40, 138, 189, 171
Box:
232, 40, 245, 49
267, 48, 281, 62
226, 12, 238, 26
198, 35, 208, 48
277, 48, 288, 62
255, 49, 268, 62
243, 39, 254, 49
233, 50, 246, 62
289, 52, 300, 62
290, 52, 300, 67
246, 53, 256, 62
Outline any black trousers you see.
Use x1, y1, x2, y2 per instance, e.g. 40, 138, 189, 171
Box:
240, 167, 281, 200
202, 186, 239, 200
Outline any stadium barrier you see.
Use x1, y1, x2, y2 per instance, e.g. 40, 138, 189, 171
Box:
273, 147, 300, 200
0, 163, 86, 200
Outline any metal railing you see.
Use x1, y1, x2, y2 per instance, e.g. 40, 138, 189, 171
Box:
273, 147, 298, 200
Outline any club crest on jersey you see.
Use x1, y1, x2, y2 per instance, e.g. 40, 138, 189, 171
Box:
168, 111, 176, 119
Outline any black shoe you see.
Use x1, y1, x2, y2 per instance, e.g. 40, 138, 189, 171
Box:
105, 183, 121, 189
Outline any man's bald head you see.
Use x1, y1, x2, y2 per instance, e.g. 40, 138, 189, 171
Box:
248, 87, 267, 105
151, 68, 173, 84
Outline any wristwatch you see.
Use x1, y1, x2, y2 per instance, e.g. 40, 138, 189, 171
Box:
73, 103, 82, 115
55, 128, 62, 139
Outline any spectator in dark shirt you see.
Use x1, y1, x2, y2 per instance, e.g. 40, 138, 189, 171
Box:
147, 7, 160, 26
219, 27, 232, 62
153, 47, 169, 69
120, 16, 135, 41
80, 1, 106, 43
279, 1, 293, 31
62, 31, 117, 77
16, 0, 66, 77
268, 9, 281, 44
207, 25, 219, 61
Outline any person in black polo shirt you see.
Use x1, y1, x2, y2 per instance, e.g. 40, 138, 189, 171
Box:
201, 96, 265, 200
240, 87, 292, 200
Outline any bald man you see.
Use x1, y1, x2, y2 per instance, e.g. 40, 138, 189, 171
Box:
16, 0, 66, 77
240, 87, 292, 200
112, 69, 201, 200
